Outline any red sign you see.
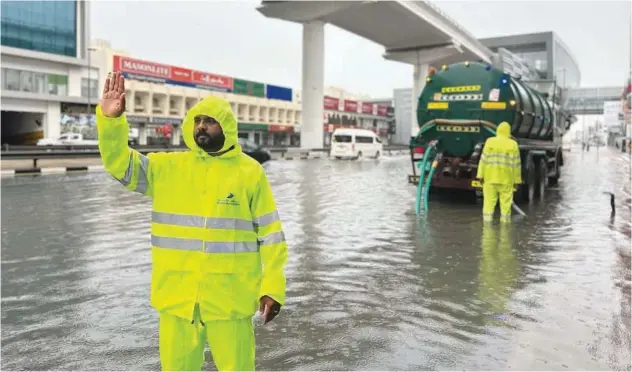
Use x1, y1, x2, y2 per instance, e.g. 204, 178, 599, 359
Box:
269, 125, 294, 133
191, 71, 233, 90
114, 55, 171, 79
324, 96, 339, 110
344, 100, 358, 113
171, 66, 192, 82
377, 105, 388, 116
112, 55, 233, 90
324, 123, 354, 132
361, 102, 374, 115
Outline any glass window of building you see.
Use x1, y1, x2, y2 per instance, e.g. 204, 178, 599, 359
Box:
553, 41, 581, 88
5, 68, 21, 91
48, 74, 68, 95
33, 73, 46, 94
81, 78, 99, 98
1, 1, 77, 57
20, 70, 34, 92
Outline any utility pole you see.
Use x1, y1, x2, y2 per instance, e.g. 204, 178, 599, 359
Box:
87, 47, 97, 117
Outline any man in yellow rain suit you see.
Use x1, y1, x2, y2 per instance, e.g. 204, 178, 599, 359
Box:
97, 72, 288, 371
476, 121, 522, 223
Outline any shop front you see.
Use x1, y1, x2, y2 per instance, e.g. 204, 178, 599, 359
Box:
269, 125, 294, 146
238, 123, 269, 146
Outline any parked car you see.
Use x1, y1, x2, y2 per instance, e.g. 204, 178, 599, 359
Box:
128, 128, 139, 146
239, 138, 271, 164
36, 133, 97, 146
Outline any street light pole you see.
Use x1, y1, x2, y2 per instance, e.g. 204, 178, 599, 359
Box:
87, 47, 97, 117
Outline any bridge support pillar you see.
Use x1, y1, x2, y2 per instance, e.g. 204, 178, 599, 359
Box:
300, 20, 325, 150
411, 62, 429, 139
139, 124, 148, 145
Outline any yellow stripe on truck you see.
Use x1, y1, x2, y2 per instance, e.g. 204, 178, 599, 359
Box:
427, 102, 449, 110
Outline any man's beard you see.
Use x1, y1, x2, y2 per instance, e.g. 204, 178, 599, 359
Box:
195, 132, 225, 153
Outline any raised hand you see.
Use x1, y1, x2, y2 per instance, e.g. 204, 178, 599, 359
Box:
100, 71, 126, 118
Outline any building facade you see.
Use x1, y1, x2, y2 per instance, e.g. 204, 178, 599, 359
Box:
90, 41, 299, 147
321, 91, 393, 146
480, 31, 581, 89
0, 0, 99, 145
91, 41, 394, 147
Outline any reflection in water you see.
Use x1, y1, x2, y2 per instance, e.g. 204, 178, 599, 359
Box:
477, 223, 518, 323
1, 150, 631, 371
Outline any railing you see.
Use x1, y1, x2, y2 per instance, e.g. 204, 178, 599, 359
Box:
1, 144, 410, 168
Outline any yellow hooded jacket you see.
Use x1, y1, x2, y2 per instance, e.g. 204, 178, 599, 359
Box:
96, 96, 288, 322
476, 122, 522, 185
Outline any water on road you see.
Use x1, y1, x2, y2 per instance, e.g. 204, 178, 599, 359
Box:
2, 149, 631, 371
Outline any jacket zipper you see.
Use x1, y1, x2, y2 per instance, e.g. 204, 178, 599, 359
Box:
193, 163, 209, 323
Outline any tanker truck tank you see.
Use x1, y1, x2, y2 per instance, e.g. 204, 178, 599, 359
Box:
408, 61, 566, 211
414, 61, 557, 157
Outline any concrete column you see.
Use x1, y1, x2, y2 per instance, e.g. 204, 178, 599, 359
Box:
45, 102, 61, 139
139, 124, 148, 145
411, 62, 429, 138
126, 91, 136, 114
300, 20, 325, 149
171, 126, 181, 146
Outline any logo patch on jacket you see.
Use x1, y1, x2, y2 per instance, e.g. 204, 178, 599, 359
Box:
217, 192, 239, 206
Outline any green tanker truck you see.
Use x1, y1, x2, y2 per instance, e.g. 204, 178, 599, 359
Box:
409, 61, 570, 210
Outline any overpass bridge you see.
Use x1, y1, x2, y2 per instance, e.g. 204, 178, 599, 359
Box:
565, 86, 623, 115
257, 1, 493, 149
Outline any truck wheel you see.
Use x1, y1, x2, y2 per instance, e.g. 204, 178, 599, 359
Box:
356, 151, 363, 160
537, 158, 547, 201
518, 158, 536, 204
548, 151, 561, 186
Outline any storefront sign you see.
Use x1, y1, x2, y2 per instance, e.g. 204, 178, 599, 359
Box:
192, 72, 233, 91
377, 105, 388, 116
361, 102, 374, 114
269, 125, 294, 133
113, 55, 234, 92
343, 99, 358, 113
239, 123, 269, 131
233, 78, 265, 98
152, 117, 182, 125
126, 115, 150, 123
324, 96, 340, 110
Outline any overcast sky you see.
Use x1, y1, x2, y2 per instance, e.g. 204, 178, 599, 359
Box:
91, 0, 631, 98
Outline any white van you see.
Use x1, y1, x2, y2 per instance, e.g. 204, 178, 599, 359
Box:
330, 128, 383, 159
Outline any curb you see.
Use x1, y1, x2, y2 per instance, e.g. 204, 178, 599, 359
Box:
1, 165, 105, 178
273, 149, 408, 161
1, 151, 409, 177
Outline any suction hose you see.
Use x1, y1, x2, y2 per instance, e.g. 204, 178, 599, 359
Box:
415, 142, 437, 215
423, 156, 441, 211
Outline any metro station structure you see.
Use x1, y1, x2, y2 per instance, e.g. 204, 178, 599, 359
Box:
257, 0, 493, 149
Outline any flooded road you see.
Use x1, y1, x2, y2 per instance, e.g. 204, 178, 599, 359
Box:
2, 149, 631, 371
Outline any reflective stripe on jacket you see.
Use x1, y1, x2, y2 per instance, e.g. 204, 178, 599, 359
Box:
476, 121, 522, 185
96, 96, 288, 321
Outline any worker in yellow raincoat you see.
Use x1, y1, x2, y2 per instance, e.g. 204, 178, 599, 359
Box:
97, 72, 288, 371
476, 121, 522, 223
477, 223, 518, 322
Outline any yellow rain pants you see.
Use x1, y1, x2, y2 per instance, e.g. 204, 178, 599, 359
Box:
159, 305, 255, 371
482, 183, 514, 223
477, 122, 521, 223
